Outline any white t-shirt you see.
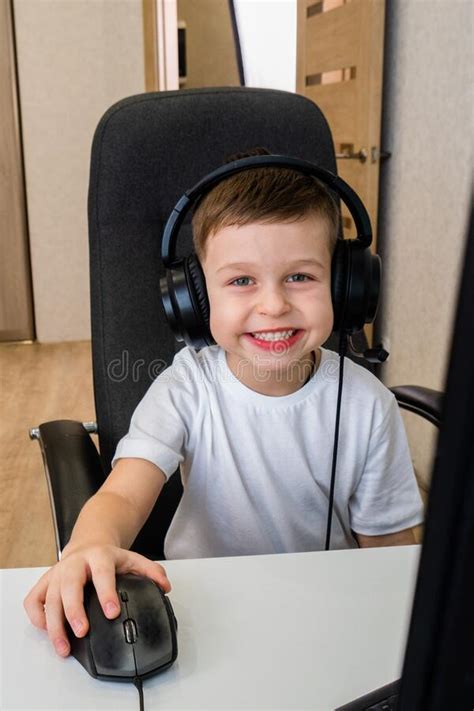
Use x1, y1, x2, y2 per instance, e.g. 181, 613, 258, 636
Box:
112, 346, 424, 559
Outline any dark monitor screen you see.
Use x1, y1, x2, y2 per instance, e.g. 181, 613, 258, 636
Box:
338, 198, 474, 711
397, 198, 474, 709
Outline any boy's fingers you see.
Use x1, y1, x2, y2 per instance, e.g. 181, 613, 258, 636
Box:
143, 560, 172, 593
116, 550, 172, 593
90, 558, 121, 619
44, 593, 70, 657
23, 569, 50, 629
61, 575, 89, 638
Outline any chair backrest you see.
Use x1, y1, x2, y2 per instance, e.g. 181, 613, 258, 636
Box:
88, 87, 341, 558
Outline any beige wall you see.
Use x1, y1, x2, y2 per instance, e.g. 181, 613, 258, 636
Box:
377, 1, 473, 495
177, 0, 240, 88
13, 0, 145, 342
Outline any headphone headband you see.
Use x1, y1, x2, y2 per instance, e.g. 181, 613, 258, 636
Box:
161, 155, 373, 268
160, 154, 380, 341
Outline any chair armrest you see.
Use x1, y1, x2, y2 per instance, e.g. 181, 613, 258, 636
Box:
390, 385, 443, 427
30, 420, 105, 560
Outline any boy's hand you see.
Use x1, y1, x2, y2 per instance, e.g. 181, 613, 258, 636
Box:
23, 544, 171, 658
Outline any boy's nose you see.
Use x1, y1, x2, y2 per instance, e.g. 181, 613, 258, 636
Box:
256, 288, 291, 317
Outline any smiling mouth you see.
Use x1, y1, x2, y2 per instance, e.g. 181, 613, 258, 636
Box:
247, 329, 302, 339
243, 330, 305, 350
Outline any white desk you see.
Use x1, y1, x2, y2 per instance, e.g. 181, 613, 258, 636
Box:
1, 545, 420, 711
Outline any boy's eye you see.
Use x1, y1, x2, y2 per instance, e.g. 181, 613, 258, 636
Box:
230, 276, 252, 287
229, 273, 313, 287
287, 273, 313, 283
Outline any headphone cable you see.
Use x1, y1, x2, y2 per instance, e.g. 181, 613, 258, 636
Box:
325, 331, 348, 551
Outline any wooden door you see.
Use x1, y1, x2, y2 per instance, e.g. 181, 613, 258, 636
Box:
296, 0, 385, 249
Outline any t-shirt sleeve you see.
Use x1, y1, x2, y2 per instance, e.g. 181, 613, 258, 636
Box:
111, 367, 189, 480
349, 394, 424, 536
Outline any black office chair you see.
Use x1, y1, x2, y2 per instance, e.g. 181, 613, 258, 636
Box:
29, 87, 442, 562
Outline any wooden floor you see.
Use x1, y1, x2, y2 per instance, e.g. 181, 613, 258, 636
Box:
1, 341, 95, 568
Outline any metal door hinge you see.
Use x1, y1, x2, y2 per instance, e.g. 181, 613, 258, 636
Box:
371, 147, 392, 163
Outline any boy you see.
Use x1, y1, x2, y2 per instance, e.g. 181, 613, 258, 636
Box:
24, 151, 424, 658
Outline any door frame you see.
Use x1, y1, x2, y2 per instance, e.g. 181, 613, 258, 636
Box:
142, 0, 179, 91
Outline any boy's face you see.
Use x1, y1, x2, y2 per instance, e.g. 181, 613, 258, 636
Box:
201, 215, 334, 396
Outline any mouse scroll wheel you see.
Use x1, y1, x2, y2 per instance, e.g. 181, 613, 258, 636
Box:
123, 618, 138, 644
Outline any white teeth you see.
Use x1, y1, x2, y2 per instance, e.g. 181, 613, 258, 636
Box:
251, 329, 296, 341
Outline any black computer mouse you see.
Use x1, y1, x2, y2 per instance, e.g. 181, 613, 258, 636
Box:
66, 573, 178, 682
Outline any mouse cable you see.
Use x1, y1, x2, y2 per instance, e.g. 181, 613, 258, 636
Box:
325, 331, 348, 551
134, 676, 145, 711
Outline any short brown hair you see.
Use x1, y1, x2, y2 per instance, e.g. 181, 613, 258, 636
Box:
192, 147, 340, 263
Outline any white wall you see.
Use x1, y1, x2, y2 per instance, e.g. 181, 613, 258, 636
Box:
14, 0, 145, 342
377, 0, 473, 491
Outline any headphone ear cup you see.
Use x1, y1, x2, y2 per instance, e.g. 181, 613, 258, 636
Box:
331, 241, 381, 334
331, 240, 350, 332
184, 254, 214, 345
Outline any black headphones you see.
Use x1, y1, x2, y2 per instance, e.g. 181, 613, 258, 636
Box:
160, 155, 380, 349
